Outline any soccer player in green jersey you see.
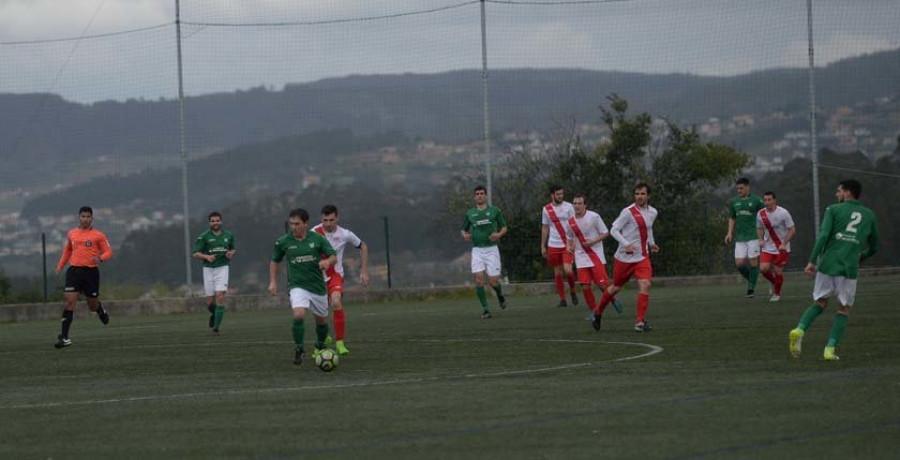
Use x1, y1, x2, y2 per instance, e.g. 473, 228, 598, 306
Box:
269, 208, 337, 365
461, 186, 508, 319
724, 177, 765, 298
192, 211, 236, 336
789, 179, 879, 361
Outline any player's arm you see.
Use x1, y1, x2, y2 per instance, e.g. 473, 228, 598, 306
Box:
55, 233, 73, 274
861, 215, 879, 261
358, 241, 370, 287
226, 234, 236, 260
780, 225, 796, 251
319, 240, 337, 270
806, 207, 834, 273
610, 211, 631, 250
461, 216, 472, 241
756, 215, 765, 247
268, 241, 285, 295
97, 234, 114, 263
540, 224, 549, 257
725, 217, 735, 244
490, 210, 508, 242
192, 237, 213, 262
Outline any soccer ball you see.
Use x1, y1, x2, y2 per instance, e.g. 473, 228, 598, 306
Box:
315, 349, 339, 372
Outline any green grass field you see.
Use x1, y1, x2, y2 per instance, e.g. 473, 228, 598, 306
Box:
2, 275, 900, 459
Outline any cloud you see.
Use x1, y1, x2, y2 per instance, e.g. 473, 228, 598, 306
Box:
0, 0, 171, 42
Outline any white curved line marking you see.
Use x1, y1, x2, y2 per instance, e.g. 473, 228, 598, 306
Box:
2, 340, 662, 410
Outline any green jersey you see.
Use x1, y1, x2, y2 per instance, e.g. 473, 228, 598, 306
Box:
272, 231, 336, 295
193, 229, 235, 268
808, 200, 878, 279
729, 194, 765, 242
462, 205, 507, 248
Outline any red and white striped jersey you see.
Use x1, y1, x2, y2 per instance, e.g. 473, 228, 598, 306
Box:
312, 224, 362, 277
610, 204, 657, 264
541, 201, 575, 249
756, 206, 794, 254
565, 210, 608, 267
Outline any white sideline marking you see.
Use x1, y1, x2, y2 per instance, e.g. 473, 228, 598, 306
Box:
2, 340, 662, 410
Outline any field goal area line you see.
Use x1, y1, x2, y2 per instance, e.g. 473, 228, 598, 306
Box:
4, 339, 662, 410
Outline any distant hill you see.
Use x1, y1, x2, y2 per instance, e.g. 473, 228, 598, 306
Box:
2, 47, 898, 186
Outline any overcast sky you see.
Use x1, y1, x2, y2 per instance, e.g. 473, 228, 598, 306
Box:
1, 0, 898, 103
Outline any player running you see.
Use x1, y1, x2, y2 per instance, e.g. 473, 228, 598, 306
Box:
269, 208, 337, 366
53, 206, 113, 348
789, 179, 878, 361
590, 183, 659, 332
461, 185, 508, 319
565, 194, 622, 321
541, 185, 578, 307
192, 211, 236, 336
313, 204, 369, 355
756, 191, 795, 302
724, 177, 765, 298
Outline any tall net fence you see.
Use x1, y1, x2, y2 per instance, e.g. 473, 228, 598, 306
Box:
1, 0, 898, 299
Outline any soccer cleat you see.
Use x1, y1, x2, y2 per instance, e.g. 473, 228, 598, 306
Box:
556, 300, 568, 308
746, 289, 755, 299
591, 314, 602, 332
208, 305, 215, 328
570, 292, 579, 306
634, 321, 653, 332
481, 311, 492, 319
98, 309, 109, 325
54, 335, 72, 349
789, 328, 804, 358
335, 340, 350, 355
293, 349, 305, 365
212, 328, 220, 337
324, 336, 334, 347
823, 346, 840, 361
770, 294, 781, 302
611, 298, 624, 315
498, 295, 507, 310
585, 313, 594, 321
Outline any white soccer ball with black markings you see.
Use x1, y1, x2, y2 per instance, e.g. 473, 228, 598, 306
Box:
315, 349, 339, 372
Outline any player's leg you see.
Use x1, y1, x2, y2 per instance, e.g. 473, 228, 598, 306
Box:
55, 267, 82, 348
790, 273, 831, 358
735, 242, 751, 282
203, 267, 216, 328
548, 249, 567, 306
84, 267, 108, 325
578, 267, 596, 319
329, 276, 350, 355
770, 253, 788, 301
746, 241, 761, 296
634, 259, 653, 332
211, 267, 228, 334
824, 277, 856, 361
290, 289, 309, 365
309, 293, 330, 355
592, 261, 630, 331
485, 246, 505, 310
563, 251, 577, 305
759, 253, 777, 289
474, 271, 491, 318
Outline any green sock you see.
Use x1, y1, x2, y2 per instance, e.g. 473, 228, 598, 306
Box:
292, 319, 305, 351
737, 265, 750, 281
827, 313, 849, 347
315, 323, 329, 349
797, 304, 824, 331
476, 286, 488, 310
491, 283, 503, 297
213, 306, 225, 329
748, 266, 759, 290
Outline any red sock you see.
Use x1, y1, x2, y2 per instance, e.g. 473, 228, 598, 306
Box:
762, 270, 776, 284
636, 293, 649, 322
582, 286, 596, 311
554, 274, 565, 300
567, 272, 576, 290
774, 274, 784, 295
596, 290, 612, 315
333, 309, 346, 341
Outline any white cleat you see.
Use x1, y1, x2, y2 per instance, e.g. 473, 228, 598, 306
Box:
769, 294, 781, 302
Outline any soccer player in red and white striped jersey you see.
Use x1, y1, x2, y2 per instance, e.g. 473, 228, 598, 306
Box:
540, 185, 578, 308
756, 191, 795, 302
565, 194, 619, 320
312, 205, 369, 355
592, 183, 659, 332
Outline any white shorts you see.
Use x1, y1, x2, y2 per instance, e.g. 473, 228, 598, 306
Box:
813, 273, 857, 307
471, 246, 502, 277
203, 266, 229, 296
289, 287, 329, 317
734, 240, 760, 259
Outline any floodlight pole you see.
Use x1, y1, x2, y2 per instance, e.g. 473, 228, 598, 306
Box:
175, 0, 193, 295
479, 0, 492, 205
807, 0, 821, 236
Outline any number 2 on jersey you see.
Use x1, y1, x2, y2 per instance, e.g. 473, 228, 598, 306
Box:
845, 211, 862, 233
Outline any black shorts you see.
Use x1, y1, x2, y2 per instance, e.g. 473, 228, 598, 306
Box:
65, 266, 100, 298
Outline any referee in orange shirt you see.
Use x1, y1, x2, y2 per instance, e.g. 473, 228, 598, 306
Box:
54, 206, 113, 349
